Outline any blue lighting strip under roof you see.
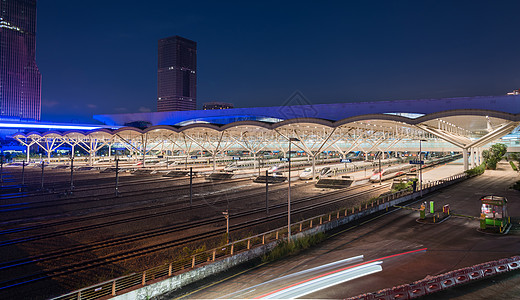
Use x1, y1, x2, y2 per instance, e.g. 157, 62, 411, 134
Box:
0, 122, 106, 131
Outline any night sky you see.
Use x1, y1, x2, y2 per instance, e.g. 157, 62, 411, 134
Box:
36, 1, 520, 123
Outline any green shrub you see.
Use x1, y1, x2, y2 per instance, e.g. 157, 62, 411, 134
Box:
391, 179, 415, 193
510, 161, 518, 171
465, 163, 485, 177
392, 182, 408, 192
483, 143, 507, 170
262, 232, 326, 263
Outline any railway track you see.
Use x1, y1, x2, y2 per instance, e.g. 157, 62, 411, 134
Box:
0, 170, 204, 200
0, 183, 388, 291
0, 177, 251, 218
0, 179, 333, 241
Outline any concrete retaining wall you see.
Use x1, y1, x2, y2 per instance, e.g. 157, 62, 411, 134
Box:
113, 228, 324, 300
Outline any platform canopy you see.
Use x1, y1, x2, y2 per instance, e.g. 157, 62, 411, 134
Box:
12, 95, 520, 171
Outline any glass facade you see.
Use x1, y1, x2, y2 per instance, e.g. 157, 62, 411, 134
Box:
157, 35, 196, 112
0, 0, 41, 120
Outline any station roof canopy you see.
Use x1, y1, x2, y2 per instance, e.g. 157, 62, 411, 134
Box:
11, 95, 520, 165
93, 94, 520, 129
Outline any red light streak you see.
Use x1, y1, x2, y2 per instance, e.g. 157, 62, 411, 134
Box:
255, 248, 427, 299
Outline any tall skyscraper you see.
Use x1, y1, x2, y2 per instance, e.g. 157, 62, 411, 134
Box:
0, 0, 41, 120
157, 36, 196, 112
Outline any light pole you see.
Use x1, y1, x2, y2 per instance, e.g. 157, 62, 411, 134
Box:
419, 139, 426, 197
288, 137, 299, 239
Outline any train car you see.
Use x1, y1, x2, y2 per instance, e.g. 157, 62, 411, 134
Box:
298, 158, 403, 180
369, 164, 415, 182
368, 154, 460, 183
299, 167, 314, 180
225, 156, 317, 172
319, 167, 333, 178
299, 164, 339, 180
223, 160, 259, 171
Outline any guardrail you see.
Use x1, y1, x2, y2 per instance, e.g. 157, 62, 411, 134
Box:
52, 172, 468, 300
347, 256, 520, 299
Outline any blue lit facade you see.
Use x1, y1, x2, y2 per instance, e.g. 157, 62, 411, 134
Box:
94, 95, 520, 127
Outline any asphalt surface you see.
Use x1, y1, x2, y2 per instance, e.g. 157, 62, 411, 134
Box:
177, 161, 519, 299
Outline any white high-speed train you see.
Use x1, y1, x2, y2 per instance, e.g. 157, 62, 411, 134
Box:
224, 156, 339, 172
298, 157, 406, 180
368, 155, 460, 182
369, 164, 415, 182
299, 166, 337, 180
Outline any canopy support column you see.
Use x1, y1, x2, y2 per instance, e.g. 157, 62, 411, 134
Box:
312, 155, 316, 180
463, 148, 469, 171
470, 148, 476, 168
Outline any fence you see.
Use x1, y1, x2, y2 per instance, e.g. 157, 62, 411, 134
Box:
53, 172, 468, 300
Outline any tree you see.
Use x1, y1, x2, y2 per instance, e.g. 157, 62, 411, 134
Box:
482, 143, 508, 170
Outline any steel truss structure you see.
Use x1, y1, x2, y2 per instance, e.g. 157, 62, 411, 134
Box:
12, 110, 520, 171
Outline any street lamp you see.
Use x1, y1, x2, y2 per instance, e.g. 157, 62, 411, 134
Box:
288, 137, 300, 239
418, 139, 426, 197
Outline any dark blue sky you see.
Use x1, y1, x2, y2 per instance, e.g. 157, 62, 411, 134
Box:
36, 0, 520, 123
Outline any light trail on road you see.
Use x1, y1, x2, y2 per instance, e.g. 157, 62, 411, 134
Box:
255, 248, 427, 299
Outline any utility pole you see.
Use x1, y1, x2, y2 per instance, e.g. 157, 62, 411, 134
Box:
115, 157, 120, 196
189, 167, 193, 207
70, 153, 75, 193
20, 161, 25, 193
222, 210, 229, 243
288, 137, 300, 239
378, 153, 382, 185
40, 161, 44, 191
0, 153, 4, 186
419, 140, 424, 197
265, 170, 269, 214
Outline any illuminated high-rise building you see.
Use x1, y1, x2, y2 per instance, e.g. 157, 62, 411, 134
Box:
157, 36, 196, 112
0, 0, 41, 120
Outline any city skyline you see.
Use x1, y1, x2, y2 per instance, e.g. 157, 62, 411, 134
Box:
35, 1, 520, 123
0, 0, 41, 120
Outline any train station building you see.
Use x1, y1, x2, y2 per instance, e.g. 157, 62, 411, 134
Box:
10, 94, 520, 171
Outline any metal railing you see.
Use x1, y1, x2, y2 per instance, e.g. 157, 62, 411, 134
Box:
53, 172, 467, 300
